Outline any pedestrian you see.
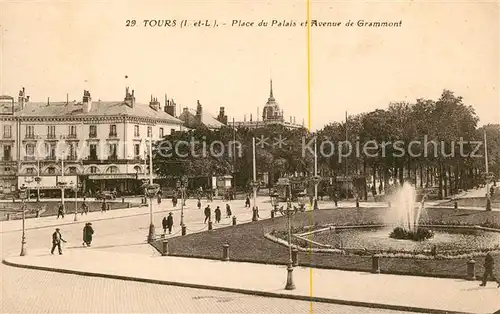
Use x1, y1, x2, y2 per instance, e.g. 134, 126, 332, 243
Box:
172, 195, 177, 207
204, 205, 211, 224
80, 200, 89, 215
226, 203, 232, 218
480, 252, 500, 287
166, 212, 174, 234
56, 204, 65, 219
51, 228, 67, 255
333, 192, 338, 208
157, 193, 162, 204
490, 186, 495, 197
197, 198, 201, 210
245, 196, 250, 208
82, 223, 94, 247
215, 206, 221, 223
162, 216, 168, 233
101, 200, 107, 213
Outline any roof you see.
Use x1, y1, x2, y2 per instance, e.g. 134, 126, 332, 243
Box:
179, 108, 225, 129
11, 101, 182, 124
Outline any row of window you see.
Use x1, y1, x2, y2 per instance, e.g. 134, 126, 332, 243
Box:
21, 143, 146, 159
24, 165, 124, 175
18, 125, 166, 138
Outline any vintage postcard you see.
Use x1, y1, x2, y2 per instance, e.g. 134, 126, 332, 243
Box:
0, 1, 499, 313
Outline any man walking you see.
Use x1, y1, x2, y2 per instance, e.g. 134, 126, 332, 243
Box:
56, 204, 65, 219
82, 223, 94, 247
214, 206, 221, 224
162, 216, 168, 234
80, 199, 89, 215
480, 252, 500, 287
166, 212, 174, 234
204, 205, 211, 224
51, 228, 67, 255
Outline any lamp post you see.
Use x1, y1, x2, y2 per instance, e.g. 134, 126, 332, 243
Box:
19, 184, 28, 256
272, 194, 305, 290
59, 156, 66, 212
180, 176, 188, 225
34, 176, 41, 202
252, 137, 258, 210
311, 175, 322, 210
145, 182, 160, 242
145, 138, 160, 242
71, 179, 81, 221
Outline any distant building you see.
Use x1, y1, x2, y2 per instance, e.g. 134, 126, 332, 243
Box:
0, 87, 184, 198
230, 79, 304, 129
178, 100, 225, 130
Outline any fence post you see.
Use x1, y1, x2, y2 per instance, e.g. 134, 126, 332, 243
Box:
208, 221, 213, 230
292, 248, 299, 266
372, 255, 380, 273
270, 210, 275, 219
162, 240, 169, 256
466, 259, 476, 280
454, 201, 458, 210
232, 216, 237, 226
181, 225, 187, 236
222, 243, 230, 261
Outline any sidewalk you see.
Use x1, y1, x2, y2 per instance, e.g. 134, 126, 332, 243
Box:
4, 248, 499, 314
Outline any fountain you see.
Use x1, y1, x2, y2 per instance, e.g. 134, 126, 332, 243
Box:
389, 182, 434, 241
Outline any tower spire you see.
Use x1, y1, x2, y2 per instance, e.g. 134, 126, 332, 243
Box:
269, 78, 274, 99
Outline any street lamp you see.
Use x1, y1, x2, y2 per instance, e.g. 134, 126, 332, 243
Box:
71, 180, 81, 221
311, 175, 322, 210
18, 184, 28, 256
178, 176, 188, 235
34, 176, 41, 202
144, 182, 160, 242
250, 180, 260, 221
273, 197, 305, 290
57, 181, 67, 214
270, 191, 279, 212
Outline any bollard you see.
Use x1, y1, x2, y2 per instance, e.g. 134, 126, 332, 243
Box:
208, 221, 213, 230
292, 248, 299, 266
431, 245, 437, 257
371, 255, 380, 273
181, 225, 187, 236
466, 259, 476, 280
36, 210, 40, 218
271, 210, 275, 219
356, 200, 360, 208
454, 201, 458, 209
162, 240, 169, 256
127, 203, 131, 208
6, 213, 10, 221
252, 207, 258, 221
232, 216, 237, 226
313, 199, 319, 210
222, 243, 230, 261
160, 233, 165, 239
122, 197, 125, 203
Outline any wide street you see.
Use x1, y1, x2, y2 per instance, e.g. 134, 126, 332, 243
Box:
0, 197, 411, 313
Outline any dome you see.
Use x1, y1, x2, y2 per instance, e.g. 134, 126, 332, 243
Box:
262, 79, 283, 122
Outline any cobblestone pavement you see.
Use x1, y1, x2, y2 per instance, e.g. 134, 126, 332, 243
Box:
1, 266, 410, 314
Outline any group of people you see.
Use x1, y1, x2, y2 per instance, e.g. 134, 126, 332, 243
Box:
203, 204, 232, 224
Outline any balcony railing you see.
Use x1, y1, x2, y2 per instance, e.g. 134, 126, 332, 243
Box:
89, 133, 97, 138
45, 156, 57, 161
3, 134, 12, 139
63, 134, 78, 139
67, 155, 78, 161
88, 155, 99, 160
24, 156, 36, 161
1, 156, 12, 161
25, 134, 36, 139
46, 134, 57, 139
108, 155, 118, 161
108, 133, 118, 138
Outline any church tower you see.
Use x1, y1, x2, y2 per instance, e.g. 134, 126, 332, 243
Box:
261, 79, 284, 122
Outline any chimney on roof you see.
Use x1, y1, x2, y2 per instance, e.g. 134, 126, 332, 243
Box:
293, 116, 296, 124
124, 87, 135, 107
216, 106, 227, 125
250, 113, 253, 122
82, 90, 92, 113
195, 100, 203, 123
149, 95, 160, 111
164, 94, 176, 117
18, 87, 29, 109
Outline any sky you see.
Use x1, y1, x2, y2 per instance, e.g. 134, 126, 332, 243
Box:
0, 0, 499, 130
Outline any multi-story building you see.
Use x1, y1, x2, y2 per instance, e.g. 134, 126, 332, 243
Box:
0, 95, 18, 196
0, 87, 184, 198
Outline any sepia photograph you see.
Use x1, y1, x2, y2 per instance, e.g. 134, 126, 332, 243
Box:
0, 1, 499, 313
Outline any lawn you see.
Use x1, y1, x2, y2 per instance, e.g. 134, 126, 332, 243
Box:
152, 207, 500, 280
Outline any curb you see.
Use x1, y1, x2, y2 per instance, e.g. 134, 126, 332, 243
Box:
0, 207, 186, 234
1, 258, 471, 314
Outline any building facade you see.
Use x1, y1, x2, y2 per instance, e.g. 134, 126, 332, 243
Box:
0, 87, 184, 198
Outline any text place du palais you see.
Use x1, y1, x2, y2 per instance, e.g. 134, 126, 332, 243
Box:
231, 19, 403, 27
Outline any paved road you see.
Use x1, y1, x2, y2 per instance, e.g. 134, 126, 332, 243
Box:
1, 199, 411, 313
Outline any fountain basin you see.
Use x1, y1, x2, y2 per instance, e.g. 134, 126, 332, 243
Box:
308, 225, 500, 254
